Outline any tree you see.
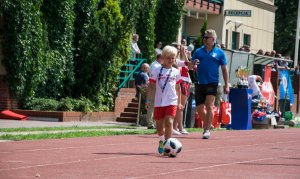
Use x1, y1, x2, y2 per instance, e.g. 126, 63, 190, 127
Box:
136, 0, 157, 62
194, 19, 208, 51
77, 0, 124, 110
274, 0, 299, 60
155, 0, 185, 46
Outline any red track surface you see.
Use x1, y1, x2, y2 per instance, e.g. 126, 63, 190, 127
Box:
1, 128, 300, 179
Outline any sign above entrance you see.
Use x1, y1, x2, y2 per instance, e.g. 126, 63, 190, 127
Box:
225, 10, 251, 17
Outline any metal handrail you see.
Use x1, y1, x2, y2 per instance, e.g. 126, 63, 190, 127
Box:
116, 58, 146, 95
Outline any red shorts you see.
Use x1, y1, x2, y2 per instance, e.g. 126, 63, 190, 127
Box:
180, 81, 190, 96
154, 105, 177, 120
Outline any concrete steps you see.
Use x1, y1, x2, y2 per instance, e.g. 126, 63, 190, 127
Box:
116, 98, 139, 123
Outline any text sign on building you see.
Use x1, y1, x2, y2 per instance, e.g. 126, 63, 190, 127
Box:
225, 10, 251, 17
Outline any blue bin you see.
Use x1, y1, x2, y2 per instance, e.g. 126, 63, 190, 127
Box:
227, 88, 253, 130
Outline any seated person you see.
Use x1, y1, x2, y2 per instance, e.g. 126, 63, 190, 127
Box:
134, 63, 150, 98
247, 75, 263, 99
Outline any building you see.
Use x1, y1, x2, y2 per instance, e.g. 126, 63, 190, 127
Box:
182, 0, 277, 53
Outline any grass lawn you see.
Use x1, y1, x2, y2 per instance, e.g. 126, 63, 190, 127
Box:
0, 126, 206, 141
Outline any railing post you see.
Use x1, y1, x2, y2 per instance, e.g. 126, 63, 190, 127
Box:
136, 92, 142, 125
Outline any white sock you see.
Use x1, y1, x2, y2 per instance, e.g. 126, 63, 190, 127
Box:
159, 135, 165, 142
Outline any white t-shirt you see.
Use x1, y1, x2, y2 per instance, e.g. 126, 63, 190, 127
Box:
149, 67, 181, 107
150, 60, 161, 73
130, 41, 140, 58
154, 48, 162, 56
248, 75, 261, 97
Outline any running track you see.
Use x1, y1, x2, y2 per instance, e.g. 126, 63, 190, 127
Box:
0, 128, 300, 179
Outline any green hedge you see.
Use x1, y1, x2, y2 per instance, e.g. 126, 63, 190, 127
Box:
24, 97, 95, 112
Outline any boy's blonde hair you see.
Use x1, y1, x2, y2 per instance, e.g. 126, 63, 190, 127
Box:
162, 45, 178, 58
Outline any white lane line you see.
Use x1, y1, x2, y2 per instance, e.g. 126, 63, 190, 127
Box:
0, 139, 298, 172
0, 141, 152, 154
127, 153, 300, 179
184, 140, 300, 153
0, 131, 297, 154
0, 155, 141, 172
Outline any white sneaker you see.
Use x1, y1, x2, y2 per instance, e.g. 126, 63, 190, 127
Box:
179, 129, 189, 135
172, 129, 182, 135
202, 130, 211, 139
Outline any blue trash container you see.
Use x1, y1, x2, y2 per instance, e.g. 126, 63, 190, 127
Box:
227, 88, 253, 130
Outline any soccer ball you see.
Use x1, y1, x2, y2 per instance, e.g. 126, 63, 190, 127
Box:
164, 138, 182, 157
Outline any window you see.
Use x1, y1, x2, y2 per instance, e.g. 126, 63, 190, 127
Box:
244, 34, 251, 46
231, 31, 240, 50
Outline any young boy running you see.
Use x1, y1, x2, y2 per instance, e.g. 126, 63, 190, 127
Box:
146, 45, 183, 155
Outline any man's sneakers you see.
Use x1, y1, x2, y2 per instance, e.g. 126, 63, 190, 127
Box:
172, 129, 182, 135
202, 130, 211, 139
158, 140, 164, 154
179, 129, 189, 135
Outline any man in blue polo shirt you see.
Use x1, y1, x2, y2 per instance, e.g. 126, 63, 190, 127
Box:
190, 29, 230, 139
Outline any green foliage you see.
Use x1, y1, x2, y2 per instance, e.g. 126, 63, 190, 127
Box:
24, 98, 60, 111
194, 20, 208, 50
73, 0, 96, 96
24, 97, 95, 112
114, 0, 142, 66
1, 0, 45, 101
274, 0, 299, 59
155, 0, 184, 46
136, 0, 157, 62
77, 0, 124, 110
41, 0, 75, 98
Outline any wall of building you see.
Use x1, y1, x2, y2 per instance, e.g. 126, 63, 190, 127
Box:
183, 0, 276, 53
223, 0, 276, 53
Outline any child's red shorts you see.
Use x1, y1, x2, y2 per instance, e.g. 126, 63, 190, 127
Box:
154, 105, 177, 120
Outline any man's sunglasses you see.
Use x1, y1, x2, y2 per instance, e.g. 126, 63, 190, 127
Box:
202, 36, 212, 40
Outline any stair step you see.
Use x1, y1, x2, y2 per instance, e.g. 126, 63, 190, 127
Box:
120, 112, 138, 118
132, 98, 139, 103
116, 117, 137, 123
124, 107, 139, 113
128, 102, 138, 108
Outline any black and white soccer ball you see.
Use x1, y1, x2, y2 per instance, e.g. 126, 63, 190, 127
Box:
164, 138, 182, 157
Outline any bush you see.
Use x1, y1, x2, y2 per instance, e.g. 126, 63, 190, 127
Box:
24, 97, 95, 112
24, 98, 60, 111
58, 97, 75, 111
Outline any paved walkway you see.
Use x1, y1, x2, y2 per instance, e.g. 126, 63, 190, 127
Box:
0, 119, 137, 129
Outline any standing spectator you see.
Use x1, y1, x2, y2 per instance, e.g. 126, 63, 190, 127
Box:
130, 34, 141, 59
187, 40, 197, 52
135, 63, 150, 99
154, 41, 162, 56
173, 48, 191, 135
270, 50, 276, 57
256, 49, 264, 55
146, 45, 182, 155
243, 45, 250, 52
181, 38, 187, 47
220, 44, 226, 49
146, 54, 164, 129
188, 29, 230, 139
264, 51, 271, 56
